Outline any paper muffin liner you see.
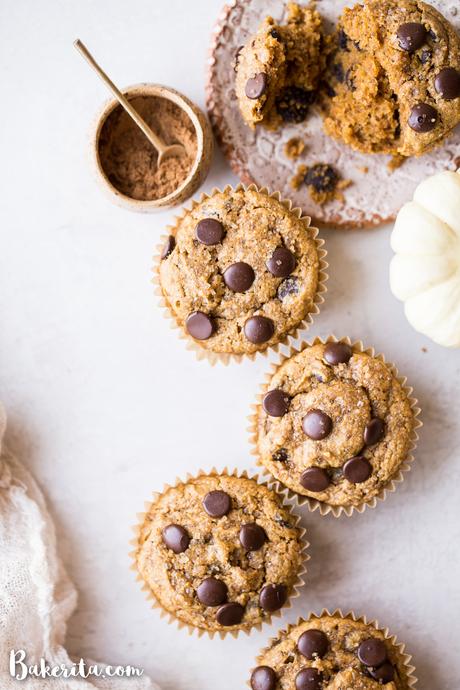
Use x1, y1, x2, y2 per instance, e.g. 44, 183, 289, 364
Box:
250, 608, 417, 688
129, 466, 310, 639
152, 183, 328, 365
248, 335, 422, 518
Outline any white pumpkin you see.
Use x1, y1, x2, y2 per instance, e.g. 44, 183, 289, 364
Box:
390, 170, 460, 348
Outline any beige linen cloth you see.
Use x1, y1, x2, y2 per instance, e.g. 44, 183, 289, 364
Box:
0, 404, 159, 690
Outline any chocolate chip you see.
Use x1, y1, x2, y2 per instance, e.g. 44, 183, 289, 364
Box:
295, 668, 323, 690
276, 86, 315, 123
245, 73, 268, 99
216, 602, 245, 626
338, 29, 349, 50
263, 389, 290, 417
300, 467, 331, 492
162, 524, 190, 553
333, 62, 345, 83
273, 448, 288, 462
195, 218, 225, 245
302, 410, 333, 440
203, 490, 232, 518
259, 584, 288, 612
322, 81, 336, 98
369, 661, 395, 683
358, 638, 388, 667
244, 316, 275, 344
266, 247, 296, 278
239, 523, 266, 551
324, 342, 352, 365
343, 456, 372, 484
251, 666, 277, 690
397, 22, 427, 52
408, 103, 438, 132
270, 29, 281, 40
161, 235, 175, 260
186, 311, 214, 340
420, 49, 432, 64
223, 262, 255, 292
428, 29, 437, 41
364, 418, 385, 446
435, 67, 460, 100
304, 164, 338, 193
297, 629, 329, 659
196, 577, 228, 606
278, 276, 300, 300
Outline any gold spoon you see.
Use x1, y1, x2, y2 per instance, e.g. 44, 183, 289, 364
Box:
74, 39, 186, 167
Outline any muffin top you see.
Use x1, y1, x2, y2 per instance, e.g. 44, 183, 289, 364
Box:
251, 614, 412, 689
322, 0, 460, 157
158, 188, 321, 356
256, 341, 415, 508
136, 474, 304, 633
235, 3, 330, 129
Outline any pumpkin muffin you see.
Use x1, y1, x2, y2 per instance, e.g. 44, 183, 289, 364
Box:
322, 0, 460, 157
135, 473, 305, 634
254, 340, 416, 510
158, 187, 323, 358
250, 612, 414, 689
235, 3, 331, 129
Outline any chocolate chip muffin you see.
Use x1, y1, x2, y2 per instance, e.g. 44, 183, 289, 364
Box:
135, 473, 306, 634
322, 0, 460, 158
158, 187, 325, 358
250, 612, 415, 689
235, 3, 331, 130
253, 339, 417, 512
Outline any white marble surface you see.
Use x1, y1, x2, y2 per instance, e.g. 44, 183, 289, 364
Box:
0, 1, 459, 688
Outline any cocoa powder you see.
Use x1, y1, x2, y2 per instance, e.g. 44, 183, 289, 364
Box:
98, 96, 197, 200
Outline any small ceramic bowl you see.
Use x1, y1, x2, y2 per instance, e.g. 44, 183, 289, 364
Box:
92, 83, 214, 212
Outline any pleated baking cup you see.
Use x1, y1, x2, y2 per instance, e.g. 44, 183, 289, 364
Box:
129, 467, 310, 639
152, 183, 328, 366
248, 335, 422, 518
249, 608, 417, 688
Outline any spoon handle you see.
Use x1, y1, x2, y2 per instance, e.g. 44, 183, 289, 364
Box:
74, 39, 167, 156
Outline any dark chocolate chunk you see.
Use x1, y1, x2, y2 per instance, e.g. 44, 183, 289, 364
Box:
300, 467, 331, 492
302, 410, 333, 440
244, 316, 275, 344
259, 584, 288, 612
245, 73, 268, 99
186, 311, 214, 340
196, 577, 228, 607
343, 456, 372, 484
203, 490, 232, 518
270, 29, 281, 40
295, 668, 323, 690
408, 103, 438, 132
239, 523, 266, 551
324, 342, 352, 365
358, 638, 388, 667
263, 389, 291, 417
397, 22, 427, 52
333, 62, 345, 83
251, 666, 277, 690
162, 524, 190, 553
276, 86, 315, 123
216, 602, 245, 626
369, 661, 395, 683
304, 164, 338, 193
266, 247, 296, 278
435, 67, 460, 100
278, 276, 300, 300
223, 262, 255, 292
272, 448, 288, 462
364, 418, 385, 446
161, 235, 175, 260
420, 49, 432, 64
297, 629, 329, 659
338, 29, 349, 50
195, 218, 225, 245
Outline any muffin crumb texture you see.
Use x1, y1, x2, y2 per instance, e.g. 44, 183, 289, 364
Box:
99, 96, 197, 200
251, 614, 412, 689
136, 474, 304, 633
256, 342, 414, 508
158, 188, 321, 356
